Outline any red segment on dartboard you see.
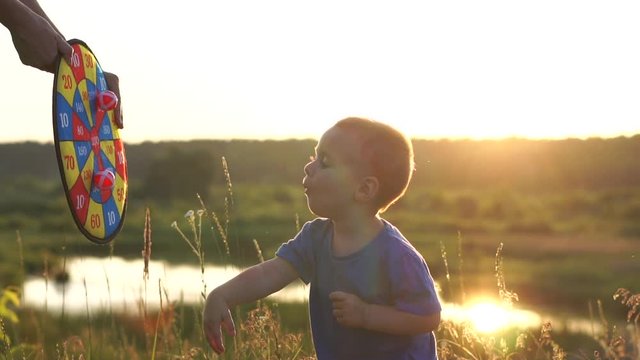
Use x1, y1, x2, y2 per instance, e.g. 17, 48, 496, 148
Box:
70, 44, 86, 83
72, 112, 90, 140
69, 177, 90, 226
94, 108, 106, 132
114, 139, 127, 181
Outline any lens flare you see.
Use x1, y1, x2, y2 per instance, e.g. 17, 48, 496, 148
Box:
442, 297, 541, 334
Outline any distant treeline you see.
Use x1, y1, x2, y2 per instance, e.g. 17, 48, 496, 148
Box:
1, 136, 639, 194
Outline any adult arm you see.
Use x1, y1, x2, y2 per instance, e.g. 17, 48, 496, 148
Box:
0, 0, 72, 72
1, 0, 123, 127
203, 257, 299, 354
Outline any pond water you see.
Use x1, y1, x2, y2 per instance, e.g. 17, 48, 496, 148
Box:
23, 256, 602, 335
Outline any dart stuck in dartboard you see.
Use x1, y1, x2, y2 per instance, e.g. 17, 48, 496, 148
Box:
52, 39, 127, 244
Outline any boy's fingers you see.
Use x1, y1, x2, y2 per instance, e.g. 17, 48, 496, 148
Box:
329, 291, 346, 300
222, 311, 237, 336
204, 321, 225, 354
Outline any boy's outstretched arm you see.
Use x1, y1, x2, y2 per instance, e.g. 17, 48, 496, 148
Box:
203, 257, 299, 354
329, 291, 440, 335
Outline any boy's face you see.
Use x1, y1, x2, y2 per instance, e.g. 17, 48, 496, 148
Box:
303, 126, 368, 219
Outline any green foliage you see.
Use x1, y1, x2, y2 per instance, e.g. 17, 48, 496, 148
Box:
142, 147, 216, 202
1, 137, 639, 358
3, 136, 640, 190
0, 286, 20, 347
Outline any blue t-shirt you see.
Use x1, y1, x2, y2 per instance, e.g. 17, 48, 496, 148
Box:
276, 218, 441, 360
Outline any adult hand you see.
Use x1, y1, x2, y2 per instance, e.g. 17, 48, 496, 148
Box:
104, 72, 123, 129
9, 11, 72, 73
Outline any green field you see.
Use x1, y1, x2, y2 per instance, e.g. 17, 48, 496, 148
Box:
0, 138, 639, 358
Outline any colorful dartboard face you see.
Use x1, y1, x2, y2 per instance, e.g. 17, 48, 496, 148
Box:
53, 39, 127, 244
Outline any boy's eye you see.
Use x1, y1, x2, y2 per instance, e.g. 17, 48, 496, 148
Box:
310, 154, 329, 168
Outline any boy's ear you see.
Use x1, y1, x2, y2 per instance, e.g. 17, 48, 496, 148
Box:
354, 176, 379, 203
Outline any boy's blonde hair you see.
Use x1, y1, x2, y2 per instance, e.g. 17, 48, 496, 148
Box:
334, 117, 414, 213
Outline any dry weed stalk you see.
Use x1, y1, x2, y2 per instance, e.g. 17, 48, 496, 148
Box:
142, 207, 152, 280
495, 242, 519, 307
613, 288, 640, 324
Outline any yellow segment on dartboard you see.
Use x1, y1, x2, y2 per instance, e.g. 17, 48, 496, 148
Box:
101, 140, 116, 169
76, 79, 93, 127
83, 49, 97, 88
85, 200, 105, 238
112, 174, 127, 216
111, 122, 121, 140
79, 151, 94, 193
59, 141, 80, 187
56, 61, 77, 105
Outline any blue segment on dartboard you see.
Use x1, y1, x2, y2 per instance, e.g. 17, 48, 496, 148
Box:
85, 79, 98, 120
99, 150, 115, 171
73, 88, 92, 129
89, 186, 101, 203
102, 196, 121, 237
99, 114, 114, 140
74, 141, 92, 170
96, 64, 108, 92
56, 93, 74, 140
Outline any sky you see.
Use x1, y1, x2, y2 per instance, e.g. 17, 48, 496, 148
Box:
1, 0, 639, 144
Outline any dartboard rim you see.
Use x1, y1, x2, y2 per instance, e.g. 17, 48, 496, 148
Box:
52, 38, 127, 244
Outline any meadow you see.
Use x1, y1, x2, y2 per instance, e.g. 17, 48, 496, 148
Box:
0, 138, 639, 359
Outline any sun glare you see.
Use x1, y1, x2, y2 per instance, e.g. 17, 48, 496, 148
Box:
442, 297, 541, 334
467, 301, 511, 333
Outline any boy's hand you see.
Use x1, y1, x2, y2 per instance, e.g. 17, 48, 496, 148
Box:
203, 290, 236, 354
329, 291, 368, 328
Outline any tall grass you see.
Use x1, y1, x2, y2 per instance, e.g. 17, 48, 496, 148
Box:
0, 158, 638, 359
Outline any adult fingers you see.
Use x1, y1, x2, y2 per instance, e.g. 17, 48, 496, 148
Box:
104, 72, 123, 128
57, 37, 73, 65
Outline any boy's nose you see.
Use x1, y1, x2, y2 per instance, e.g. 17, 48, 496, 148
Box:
304, 160, 314, 176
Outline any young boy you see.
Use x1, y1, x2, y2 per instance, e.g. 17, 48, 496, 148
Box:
203, 117, 442, 359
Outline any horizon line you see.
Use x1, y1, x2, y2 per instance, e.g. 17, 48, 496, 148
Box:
1, 133, 639, 145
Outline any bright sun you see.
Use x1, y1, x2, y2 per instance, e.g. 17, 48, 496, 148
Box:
442, 297, 541, 334
466, 301, 511, 333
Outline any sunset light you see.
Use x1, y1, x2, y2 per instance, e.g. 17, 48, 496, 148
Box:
2, 1, 639, 357
1, 1, 639, 143
442, 298, 541, 334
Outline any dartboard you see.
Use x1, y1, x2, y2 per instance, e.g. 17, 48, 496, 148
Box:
53, 39, 127, 244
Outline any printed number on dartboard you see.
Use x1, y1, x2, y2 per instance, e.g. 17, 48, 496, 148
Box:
84, 54, 94, 68
59, 113, 70, 127
107, 211, 116, 226
70, 52, 80, 67
62, 74, 73, 89
90, 214, 101, 229
64, 155, 75, 170
75, 194, 86, 210
83, 169, 92, 182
